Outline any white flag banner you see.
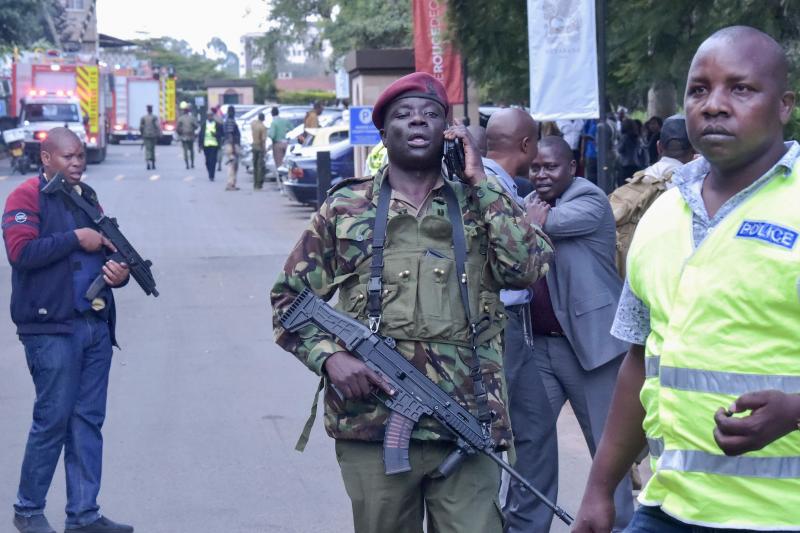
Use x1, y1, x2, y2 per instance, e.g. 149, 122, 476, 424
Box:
528, 0, 599, 120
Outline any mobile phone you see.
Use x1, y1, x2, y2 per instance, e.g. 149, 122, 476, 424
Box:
443, 138, 466, 181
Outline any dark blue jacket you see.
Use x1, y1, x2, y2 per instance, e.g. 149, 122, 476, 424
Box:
2, 175, 120, 344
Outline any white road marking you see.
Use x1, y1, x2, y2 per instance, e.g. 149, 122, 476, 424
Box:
183, 175, 195, 182
114, 174, 125, 181
0, 176, 8, 181
149, 175, 160, 181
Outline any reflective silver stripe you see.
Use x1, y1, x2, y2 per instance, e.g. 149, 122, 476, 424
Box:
658, 449, 800, 479
660, 366, 800, 395
645, 356, 660, 378
647, 437, 664, 458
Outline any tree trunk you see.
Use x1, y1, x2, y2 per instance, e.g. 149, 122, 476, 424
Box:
647, 81, 677, 119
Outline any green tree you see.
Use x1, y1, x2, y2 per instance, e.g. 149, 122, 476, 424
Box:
133, 37, 226, 91
322, 0, 411, 58
265, 0, 411, 60
0, 0, 64, 53
447, 0, 528, 104
447, 0, 800, 112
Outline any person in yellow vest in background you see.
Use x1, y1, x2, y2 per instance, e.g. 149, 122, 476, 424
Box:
198, 109, 223, 182
364, 140, 387, 176
573, 26, 800, 533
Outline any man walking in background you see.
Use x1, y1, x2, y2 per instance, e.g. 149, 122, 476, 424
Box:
267, 107, 290, 168
222, 106, 241, 191
199, 109, 222, 182
250, 112, 267, 191
176, 104, 198, 170
139, 105, 160, 171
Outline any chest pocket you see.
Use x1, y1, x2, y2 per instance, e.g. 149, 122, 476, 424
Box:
334, 210, 503, 346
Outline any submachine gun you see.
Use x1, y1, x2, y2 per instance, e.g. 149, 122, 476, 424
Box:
43, 173, 159, 299
281, 288, 574, 525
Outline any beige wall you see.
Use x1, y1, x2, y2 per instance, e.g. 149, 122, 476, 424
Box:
207, 87, 255, 107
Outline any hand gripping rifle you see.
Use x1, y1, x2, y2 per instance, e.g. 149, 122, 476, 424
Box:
281, 288, 573, 525
42, 173, 159, 299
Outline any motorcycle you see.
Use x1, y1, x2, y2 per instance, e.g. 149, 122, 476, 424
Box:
2, 128, 30, 174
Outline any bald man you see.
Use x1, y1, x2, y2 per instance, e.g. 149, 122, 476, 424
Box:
478, 110, 559, 531
515, 136, 633, 532
3, 128, 134, 533
574, 26, 800, 533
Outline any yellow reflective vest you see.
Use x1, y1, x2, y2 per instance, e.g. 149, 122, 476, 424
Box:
204, 120, 218, 148
627, 162, 800, 529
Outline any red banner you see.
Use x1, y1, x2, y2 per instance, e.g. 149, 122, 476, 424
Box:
412, 0, 464, 104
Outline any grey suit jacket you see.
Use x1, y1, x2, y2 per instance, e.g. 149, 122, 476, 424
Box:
539, 177, 629, 370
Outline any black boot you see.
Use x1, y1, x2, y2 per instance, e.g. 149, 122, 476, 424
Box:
13, 514, 56, 533
64, 515, 133, 533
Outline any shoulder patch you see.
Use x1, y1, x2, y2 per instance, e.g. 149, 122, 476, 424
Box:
327, 176, 374, 196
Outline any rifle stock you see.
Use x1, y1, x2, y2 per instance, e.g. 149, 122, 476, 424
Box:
280, 288, 573, 525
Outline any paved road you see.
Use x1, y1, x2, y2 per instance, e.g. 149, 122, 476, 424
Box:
0, 143, 607, 532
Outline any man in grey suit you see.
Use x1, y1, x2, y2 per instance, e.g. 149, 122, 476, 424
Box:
519, 136, 634, 532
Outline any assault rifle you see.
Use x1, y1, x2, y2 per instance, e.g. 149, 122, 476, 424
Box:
280, 288, 573, 525
42, 173, 159, 299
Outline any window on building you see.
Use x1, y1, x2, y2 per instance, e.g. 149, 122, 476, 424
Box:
66, 0, 85, 9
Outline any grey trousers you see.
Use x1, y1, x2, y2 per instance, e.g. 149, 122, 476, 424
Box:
503, 308, 634, 532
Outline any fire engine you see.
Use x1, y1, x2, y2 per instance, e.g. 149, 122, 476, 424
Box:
109, 68, 176, 145
12, 51, 111, 165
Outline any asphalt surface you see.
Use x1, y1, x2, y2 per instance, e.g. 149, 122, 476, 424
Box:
0, 143, 609, 533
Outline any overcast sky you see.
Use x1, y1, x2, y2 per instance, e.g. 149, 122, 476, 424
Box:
97, 0, 269, 57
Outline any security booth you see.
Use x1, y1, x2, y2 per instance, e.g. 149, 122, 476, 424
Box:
205, 79, 255, 108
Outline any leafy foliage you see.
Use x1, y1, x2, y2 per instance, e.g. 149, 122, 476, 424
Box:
0, 0, 64, 54
263, 0, 411, 61
132, 38, 226, 91
322, 0, 412, 58
447, 0, 800, 108
446, 0, 529, 103
278, 89, 336, 104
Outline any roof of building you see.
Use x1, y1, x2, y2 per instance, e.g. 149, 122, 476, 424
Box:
275, 77, 336, 92
205, 79, 257, 88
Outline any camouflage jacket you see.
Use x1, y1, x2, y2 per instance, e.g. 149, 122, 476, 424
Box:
139, 114, 161, 139
271, 167, 553, 447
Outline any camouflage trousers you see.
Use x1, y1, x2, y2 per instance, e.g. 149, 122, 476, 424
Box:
252, 149, 264, 189
143, 137, 156, 163
335, 439, 503, 533
181, 140, 194, 167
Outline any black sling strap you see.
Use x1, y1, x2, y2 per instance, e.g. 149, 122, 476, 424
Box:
441, 181, 493, 431
366, 177, 393, 332
367, 175, 493, 432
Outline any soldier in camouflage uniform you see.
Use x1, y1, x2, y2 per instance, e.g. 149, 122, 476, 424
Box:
139, 105, 161, 170
271, 72, 553, 533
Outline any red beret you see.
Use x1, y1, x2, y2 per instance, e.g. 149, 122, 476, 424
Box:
372, 72, 449, 129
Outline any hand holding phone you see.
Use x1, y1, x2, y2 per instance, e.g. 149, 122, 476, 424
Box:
443, 119, 486, 186
443, 138, 466, 181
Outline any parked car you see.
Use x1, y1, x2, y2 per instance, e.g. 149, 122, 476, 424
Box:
278, 125, 350, 192
283, 139, 354, 206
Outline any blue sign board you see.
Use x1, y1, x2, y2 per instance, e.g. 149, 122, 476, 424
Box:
349, 106, 381, 146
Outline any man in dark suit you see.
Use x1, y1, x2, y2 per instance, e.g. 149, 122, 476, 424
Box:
519, 136, 634, 531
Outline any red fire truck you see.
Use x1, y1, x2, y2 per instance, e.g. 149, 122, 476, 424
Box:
12, 52, 111, 164
109, 68, 176, 145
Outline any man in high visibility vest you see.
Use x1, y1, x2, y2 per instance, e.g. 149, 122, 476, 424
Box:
573, 26, 800, 532
198, 109, 223, 182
